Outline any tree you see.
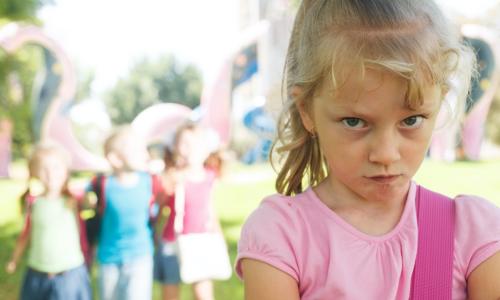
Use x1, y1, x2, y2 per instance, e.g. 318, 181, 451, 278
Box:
1, 0, 49, 158
0, 0, 49, 22
104, 55, 202, 125
74, 67, 95, 103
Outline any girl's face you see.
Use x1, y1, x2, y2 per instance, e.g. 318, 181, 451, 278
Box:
175, 128, 209, 168
298, 69, 442, 203
119, 136, 149, 171
36, 154, 69, 195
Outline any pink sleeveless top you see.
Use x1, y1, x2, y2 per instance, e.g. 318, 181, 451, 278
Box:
162, 170, 216, 241
236, 182, 500, 300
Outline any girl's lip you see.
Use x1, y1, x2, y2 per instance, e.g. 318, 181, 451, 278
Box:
367, 175, 400, 184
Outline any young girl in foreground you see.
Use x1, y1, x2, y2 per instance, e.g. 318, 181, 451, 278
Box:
5, 143, 91, 300
236, 0, 500, 299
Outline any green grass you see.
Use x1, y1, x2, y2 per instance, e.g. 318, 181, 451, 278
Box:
414, 159, 500, 205
0, 162, 275, 300
0, 159, 499, 299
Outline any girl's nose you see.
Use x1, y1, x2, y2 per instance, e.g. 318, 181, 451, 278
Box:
368, 129, 401, 166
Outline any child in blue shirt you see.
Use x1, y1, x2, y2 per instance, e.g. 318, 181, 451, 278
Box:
88, 126, 162, 300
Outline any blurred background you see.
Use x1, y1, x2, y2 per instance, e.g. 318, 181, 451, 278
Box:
1, 0, 500, 299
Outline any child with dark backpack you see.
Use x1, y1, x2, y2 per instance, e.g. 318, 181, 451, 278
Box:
85, 126, 164, 300
236, 0, 500, 299
84, 172, 163, 268
5, 142, 92, 300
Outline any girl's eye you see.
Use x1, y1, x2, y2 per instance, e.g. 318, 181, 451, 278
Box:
401, 115, 424, 128
341, 118, 366, 128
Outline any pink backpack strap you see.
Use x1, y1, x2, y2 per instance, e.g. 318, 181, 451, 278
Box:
410, 186, 455, 300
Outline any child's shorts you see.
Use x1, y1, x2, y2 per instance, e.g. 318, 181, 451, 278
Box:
154, 241, 181, 285
20, 264, 91, 300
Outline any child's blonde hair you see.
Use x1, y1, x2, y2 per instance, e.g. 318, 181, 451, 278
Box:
165, 121, 225, 175
28, 142, 71, 180
22, 142, 72, 205
273, 0, 475, 196
104, 125, 137, 156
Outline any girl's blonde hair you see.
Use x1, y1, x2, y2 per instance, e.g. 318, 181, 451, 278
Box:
165, 121, 225, 175
273, 0, 475, 196
104, 125, 137, 156
28, 142, 71, 180
21, 142, 72, 207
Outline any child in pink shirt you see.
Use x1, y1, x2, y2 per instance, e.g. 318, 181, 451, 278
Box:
236, 0, 500, 299
155, 122, 226, 300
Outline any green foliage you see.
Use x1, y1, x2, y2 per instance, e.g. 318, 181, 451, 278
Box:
0, 45, 43, 158
0, 0, 48, 158
74, 68, 95, 103
104, 55, 202, 125
0, 0, 40, 21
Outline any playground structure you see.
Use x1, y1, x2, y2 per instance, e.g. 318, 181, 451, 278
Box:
0, 21, 279, 172
1, 8, 500, 174
0, 23, 108, 172
430, 24, 500, 161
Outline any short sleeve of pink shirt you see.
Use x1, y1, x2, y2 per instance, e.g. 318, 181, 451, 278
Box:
236, 182, 500, 300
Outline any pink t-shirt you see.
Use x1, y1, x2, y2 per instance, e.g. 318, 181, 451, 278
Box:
236, 182, 500, 300
162, 170, 216, 241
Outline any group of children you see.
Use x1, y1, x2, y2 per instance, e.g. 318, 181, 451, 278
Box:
5, 122, 223, 300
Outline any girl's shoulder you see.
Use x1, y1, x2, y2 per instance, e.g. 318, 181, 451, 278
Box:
241, 191, 316, 237
454, 194, 500, 225
453, 194, 500, 278
237, 192, 313, 281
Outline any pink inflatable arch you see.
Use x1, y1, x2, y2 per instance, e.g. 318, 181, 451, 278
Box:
131, 103, 193, 144
0, 23, 108, 171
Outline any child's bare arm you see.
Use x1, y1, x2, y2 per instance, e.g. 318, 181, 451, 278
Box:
467, 251, 500, 300
241, 259, 300, 300
5, 222, 31, 274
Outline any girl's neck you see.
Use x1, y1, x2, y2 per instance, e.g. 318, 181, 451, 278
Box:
114, 170, 139, 185
314, 178, 409, 236
42, 190, 62, 200
180, 164, 206, 182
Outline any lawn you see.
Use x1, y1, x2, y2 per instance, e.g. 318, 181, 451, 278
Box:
0, 159, 499, 299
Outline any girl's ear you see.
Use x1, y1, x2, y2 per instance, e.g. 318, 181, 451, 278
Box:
293, 86, 315, 133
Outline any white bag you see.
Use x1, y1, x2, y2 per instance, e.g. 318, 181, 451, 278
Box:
174, 184, 232, 284
177, 232, 232, 284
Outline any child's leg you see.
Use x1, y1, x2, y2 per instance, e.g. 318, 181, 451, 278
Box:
98, 263, 121, 300
52, 265, 92, 300
20, 268, 52, 300
162, 284, 180, 300
192, 280, 214, 300
121, 255, 153, 300
154, 242, 182, 300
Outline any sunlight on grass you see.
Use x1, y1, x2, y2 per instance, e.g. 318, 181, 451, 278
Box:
415, 159, 500, 206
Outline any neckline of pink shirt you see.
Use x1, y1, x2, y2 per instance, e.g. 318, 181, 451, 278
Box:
305, 181, 417, 243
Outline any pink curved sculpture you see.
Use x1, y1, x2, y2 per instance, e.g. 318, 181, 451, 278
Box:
200, 21, 271, 146
0, 119, 12, 177
0, 23, 108, 171
131, 103, 193, 144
